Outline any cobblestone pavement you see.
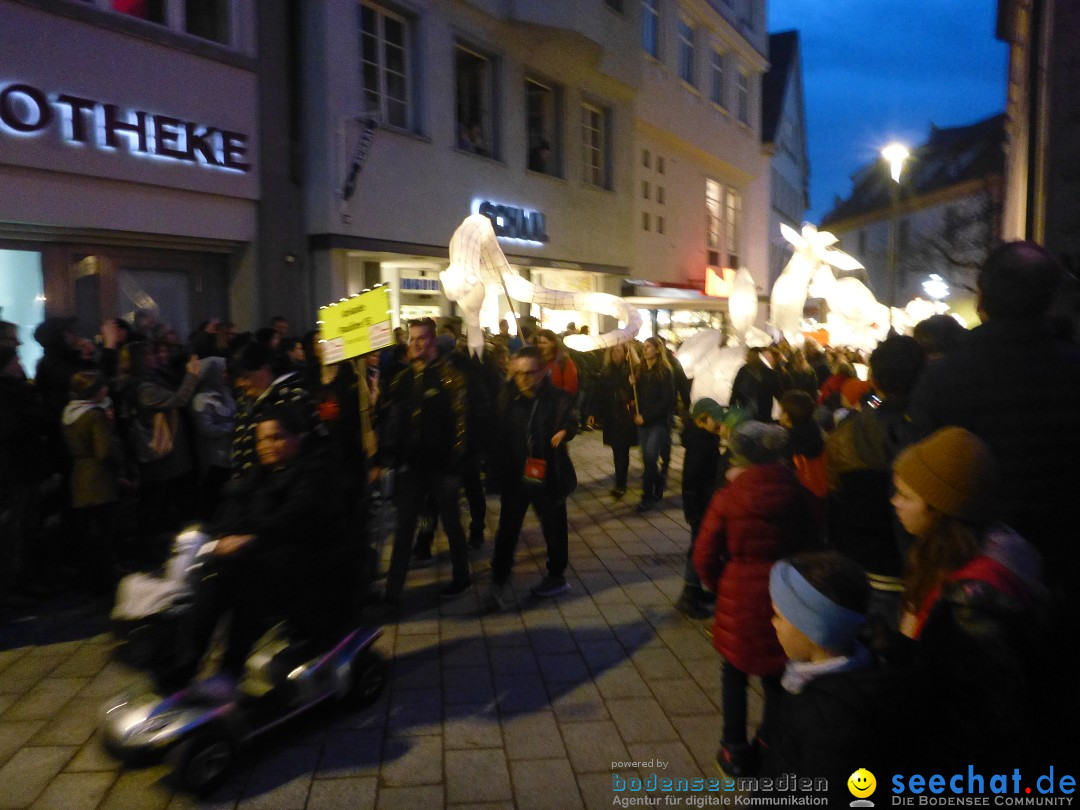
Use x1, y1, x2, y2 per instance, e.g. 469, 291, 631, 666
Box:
0, 430, 766, 809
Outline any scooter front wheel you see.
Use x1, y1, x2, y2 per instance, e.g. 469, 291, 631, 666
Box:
169, 729, 235, 794
349, 651, 388, 707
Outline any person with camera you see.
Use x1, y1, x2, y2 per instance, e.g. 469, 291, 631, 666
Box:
484, 346, 579, 610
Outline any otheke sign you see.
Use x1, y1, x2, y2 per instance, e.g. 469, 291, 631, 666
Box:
0, 82, 251, 172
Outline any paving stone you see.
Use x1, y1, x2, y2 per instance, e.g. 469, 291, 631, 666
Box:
632, 647, 689, 680
4, 678, 89, 722
548, 681, 609, 723
379, 734, 442, 787
30, 698, 100, 746
445, 748, 512, 804
593, 663, 653, 700
93, 763, 173, 810
561, 721, 630, 773
670, 714, 725, 774
491, 672, 549, 716
487, 646, 538, 675
316, 729, 383, 779
49, 644, 114, 679
238, 745, 319, 810
649, 678, 717, 717
578, 770, 643, 810
441, 638, 488, 670
607, 697, 681, 744
536, 651, 590, 685
511, 758, 583, 810
444, 703, 502, 750
0, 648, 30, 676
0, 656, 67, 695
306, 776, 376, 810
0, 746, 77, 808
385, 687, 442, 734
29, 770, 115, 810
375, 785, 443, 810
501, 710, 565, 761
0, 719, 47, 768
627, 739, 706, 781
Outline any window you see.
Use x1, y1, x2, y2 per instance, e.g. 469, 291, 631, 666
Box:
642, 212, 651, 230
0, 249, 45, 380
582, 102, 609, 188
657, 155, 665, 174
657, 185, 665, 204
725, 187, 741, 266
657, 215, 665, 234
706, 178, 723, 266
642, 149, 651, 168
737, 68, 750, 124
360, 2, 411, 130
185, 0, 229, 43
526, 78, 561, 175
642, 180, 650, 200
456, 45, 497, 158
112, 0, 165, 24
678, 17, 695, 85
641, 0, 659, 58
710, 49, 726, 107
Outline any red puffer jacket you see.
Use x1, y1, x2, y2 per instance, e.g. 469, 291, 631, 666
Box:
693, 462, 817, 675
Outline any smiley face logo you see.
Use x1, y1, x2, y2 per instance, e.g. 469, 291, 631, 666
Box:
848, 768, 877, 799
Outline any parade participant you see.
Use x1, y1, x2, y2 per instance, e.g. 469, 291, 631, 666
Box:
631, 337, 676, 510
536, 328, 578, 396
588, 343, 637, 498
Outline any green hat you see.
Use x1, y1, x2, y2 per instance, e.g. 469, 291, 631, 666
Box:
691, 397, 725, 421
721, 406, 753, 432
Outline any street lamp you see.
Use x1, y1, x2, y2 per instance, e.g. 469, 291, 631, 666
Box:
882, 142, 909, 326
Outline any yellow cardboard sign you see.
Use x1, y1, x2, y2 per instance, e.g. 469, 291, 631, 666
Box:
318, 287, 394, 363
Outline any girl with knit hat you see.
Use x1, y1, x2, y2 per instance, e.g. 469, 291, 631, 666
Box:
891, 426, 1044, 768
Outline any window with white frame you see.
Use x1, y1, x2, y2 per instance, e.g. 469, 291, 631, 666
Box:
710, 49, 726, 107
706, 179, 742, 268
92, 0, 232, 45
641, 0, 660, 58
582, 102, 610, 189
678, 17, 695, 85
725, 187, 742, 266
737, 67, 750, 124
706, 178, 723, 266
526, 78, 561, 175
359, 2, 411, 130
185, 0, 229, 43
456, 44, 497, 158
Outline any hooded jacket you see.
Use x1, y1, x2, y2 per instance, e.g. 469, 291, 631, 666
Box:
694, 462, 818, 675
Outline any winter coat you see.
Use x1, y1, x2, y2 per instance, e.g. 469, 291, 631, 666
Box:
232, 372, 318, 477
635, 362, 675, 428
694, 462, 818, 675
493, 378, 579, 498
545, 352, 579, 396
730, 363, 781, 422
680, 420, 721, 530
132, 370, 199, 484
191, 357, 236, 473
378, 358, 467, 474
592, 363, 638, 448
62, 403, 121, 507
907, 318, 1080, 585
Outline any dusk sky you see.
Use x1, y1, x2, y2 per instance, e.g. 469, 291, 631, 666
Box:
767, 0, 1009, 224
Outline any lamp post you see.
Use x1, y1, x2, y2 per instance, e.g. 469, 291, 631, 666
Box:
882, 143, 909, 327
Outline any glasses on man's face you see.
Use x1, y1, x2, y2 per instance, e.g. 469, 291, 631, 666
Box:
512, 367, 543, 378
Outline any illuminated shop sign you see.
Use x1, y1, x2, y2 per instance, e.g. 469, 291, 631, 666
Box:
474, 199, 549, 244
0, 82, 251, 172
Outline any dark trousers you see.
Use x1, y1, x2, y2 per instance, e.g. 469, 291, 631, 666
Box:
611, 443, 630, 489
639, 423, 670, 500
412, 454, 487, 551
387, 466, 470, 598
490, 483, 568, 584
721, 661, 783, 745
72, 502, 119, 595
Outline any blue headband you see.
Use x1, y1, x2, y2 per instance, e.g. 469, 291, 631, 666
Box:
769, 561, 866, 651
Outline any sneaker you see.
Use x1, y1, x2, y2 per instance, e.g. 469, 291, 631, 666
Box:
635, 499, 654, 513
440, 578, 473, 598
715, 741, 756, 778
609, 486, 626, 498
675, 591, 712, 619
531, 576, 571, 598
483, 579, 508, 612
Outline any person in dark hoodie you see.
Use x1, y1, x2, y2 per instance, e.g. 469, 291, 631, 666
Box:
891, 427, 1046, 770
757, 551, 921, 804
826, 334, 925, 628
694, 421, 818, 777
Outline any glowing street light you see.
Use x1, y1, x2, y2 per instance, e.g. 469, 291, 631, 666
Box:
882, 142, 910, 325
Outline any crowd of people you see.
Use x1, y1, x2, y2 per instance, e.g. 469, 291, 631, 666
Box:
1, 239, 1076, 784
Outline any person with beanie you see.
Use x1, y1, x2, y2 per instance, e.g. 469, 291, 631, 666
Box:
891, 426, 1046, 770
756, 551, 920, 804
693, 420, 819, 777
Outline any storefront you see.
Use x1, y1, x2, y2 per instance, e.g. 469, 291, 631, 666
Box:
0, 2, 260, 368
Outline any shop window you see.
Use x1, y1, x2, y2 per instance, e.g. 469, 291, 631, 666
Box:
117, 269, 191, 340
581, 102, 611, 189
526, 78, 562, 176
0, 249, 45, 378
360, 2, 413, 131
456, 44, 498, 158
737, 67, 750, 125
112, 0, 166, 24
185, 0, 229, 44
641, 0, 659, 58
678, 17, 695, 86
710, 49, 726, 108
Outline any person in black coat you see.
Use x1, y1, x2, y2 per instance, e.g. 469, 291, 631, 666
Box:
485, 346, 579, 607
730, 347, 782, 423
631, 337, 676, 510
588, 343, 637, 497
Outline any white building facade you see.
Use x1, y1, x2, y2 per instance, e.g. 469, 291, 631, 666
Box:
302, 0, 771, 335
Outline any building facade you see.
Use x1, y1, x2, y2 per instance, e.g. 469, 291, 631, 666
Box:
761, 29, 809, 289
303, 0, 770, 335
0, 0, 292, 368
819, 115, 1004, 314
